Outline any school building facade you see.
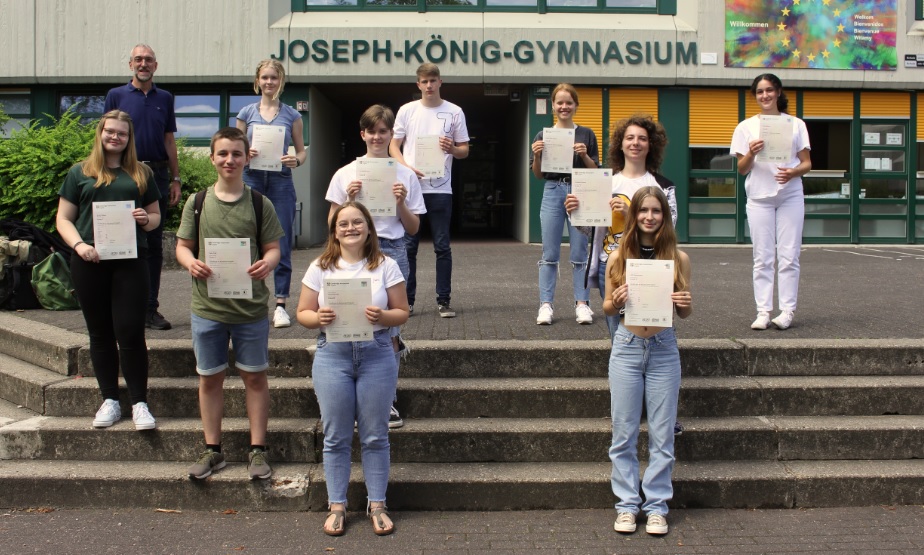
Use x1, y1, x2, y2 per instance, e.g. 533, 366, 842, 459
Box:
2, 0, 923, 245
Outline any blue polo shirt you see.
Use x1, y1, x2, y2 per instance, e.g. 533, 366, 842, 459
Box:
104, 82, 177, 162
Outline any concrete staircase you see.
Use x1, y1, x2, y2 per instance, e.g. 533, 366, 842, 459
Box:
1, 313, 923, 511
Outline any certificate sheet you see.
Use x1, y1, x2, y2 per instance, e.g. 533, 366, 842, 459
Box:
570, 168, 613, 226
92, 201, 137, 260
250, 124, 285, 172
756, 114, 793, 165
540, 127, 575, 174
624, 259, 674, 327
324, 278, 373, 342
415, 135, 445, 179
355, 157, 397, 216
205, 238, 252, 299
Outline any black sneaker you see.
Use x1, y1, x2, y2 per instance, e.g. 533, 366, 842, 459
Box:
388, 406, 404, 429
146, 310, 172, 330
674, 421, 684, 436
437, 303, 456, 318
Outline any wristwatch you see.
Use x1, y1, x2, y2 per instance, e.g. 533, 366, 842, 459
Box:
172, 177, 182, 183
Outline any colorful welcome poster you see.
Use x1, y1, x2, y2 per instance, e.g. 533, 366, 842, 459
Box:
725, 0, 897, 70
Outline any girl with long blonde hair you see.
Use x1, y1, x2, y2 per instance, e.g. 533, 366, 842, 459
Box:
602, 186, 691, 537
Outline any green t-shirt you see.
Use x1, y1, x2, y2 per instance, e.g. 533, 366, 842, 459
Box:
58, 164, 161, 248
176, 185, 285, 324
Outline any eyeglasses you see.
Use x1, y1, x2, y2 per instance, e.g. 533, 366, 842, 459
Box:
336, 218, 367, 230
132, 56, 155, 64
102, 128, 129, 139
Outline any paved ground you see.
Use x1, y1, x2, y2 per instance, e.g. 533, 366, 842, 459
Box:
11, 240, 924, 341
1, 505, 923, 554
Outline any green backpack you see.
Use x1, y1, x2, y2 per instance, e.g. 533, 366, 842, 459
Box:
31, 252, 80, 311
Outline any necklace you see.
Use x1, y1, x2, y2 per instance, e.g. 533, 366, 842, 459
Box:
639, 245, 656, 260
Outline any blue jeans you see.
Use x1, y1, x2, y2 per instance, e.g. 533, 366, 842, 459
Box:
243, 168, 296, 299
312, 329, 398, 504
146, 166, 169, 312
598, 259, 620, 339
404, 193, 452, 306
539, 180, 589, 306
608, 324, 680, 517
380, 237, 409, 367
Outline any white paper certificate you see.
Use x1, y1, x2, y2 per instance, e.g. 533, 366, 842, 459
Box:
624, 259, 674, 327
756, 114, 793, 165
205, 238, 252, 299
250, 124, 285, 172
92, 201, 137, 260
355, 157, 397, 216
415, 135, 445, 178
324, 278, 373, 342
570, 168, 613, 226
540, 127, 575, 174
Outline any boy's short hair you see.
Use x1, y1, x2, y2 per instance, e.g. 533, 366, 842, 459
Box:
210, 127, 250, 155
416, 63, 440, 80
359, 104, 395, 131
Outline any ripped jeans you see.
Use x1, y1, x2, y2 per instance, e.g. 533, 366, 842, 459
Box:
539, 179, 590, 306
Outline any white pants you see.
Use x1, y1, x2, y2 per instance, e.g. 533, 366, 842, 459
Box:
746, 189, 804, 313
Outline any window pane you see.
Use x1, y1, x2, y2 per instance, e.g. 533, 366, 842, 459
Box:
804, 175, 849, 198
916, 219, 924, 239
1, 118, 28, 138
175, 95, 219, 114
306, 0, 357, 4
606, 0, 656, 6
691, 148, 735, 171
804, 219, 850, 238
486, 0, 537, 5
548, 0, 595, 6
917, 174, 924, 199
230, 95, 255, 115
861, 150, 904, 172
176, 117, 220, 138
688, 202, 735, 215
859, 178, 906, 200
859, 203, 907, 216
689, 177, 735, 198
859, 219, 905, 237
429, 0, 476, 4
60, 94, 106, 115
804, 203, 849, 214
0, 94, 30, 115
689, 218, 735, 237
367, 0, 417, 5
861, 124, 903, 147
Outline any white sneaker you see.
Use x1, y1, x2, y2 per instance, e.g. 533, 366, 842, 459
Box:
772, 310, 794, 330
92, 399, 121, 428
536, 304, 553, 325
751, 312, 771, 330
273, 306, 291, 328
575, 304, 593, 325
646, 513, 669, 535
132, 401, 156, 431
614, 512, 637, 533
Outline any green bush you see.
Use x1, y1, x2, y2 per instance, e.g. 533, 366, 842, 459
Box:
0, 111, 95, 231
166, 142, 217, 231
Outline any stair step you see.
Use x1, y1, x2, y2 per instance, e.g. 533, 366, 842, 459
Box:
4, 415, 922, 463
2, 459, 923, 511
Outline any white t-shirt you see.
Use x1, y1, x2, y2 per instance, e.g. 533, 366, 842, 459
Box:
302, 256, 405, 332
731, 114, 811, 200
393, 100, 469, 194
325, 157, 427, 240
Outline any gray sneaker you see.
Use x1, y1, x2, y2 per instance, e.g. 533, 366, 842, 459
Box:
187, 448, 226, 480
248, 448, 272, 480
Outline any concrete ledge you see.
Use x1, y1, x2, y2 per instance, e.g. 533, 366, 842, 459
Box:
741, 339, 924, 376
0, 416, 318, 463
679, 339, 746, 377
0, 312, 84, 376
0, 354, 72, 413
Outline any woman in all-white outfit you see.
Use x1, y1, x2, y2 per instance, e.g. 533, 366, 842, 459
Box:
731, 74, 811, 331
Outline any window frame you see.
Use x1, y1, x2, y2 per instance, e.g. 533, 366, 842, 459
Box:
296, 0, 668, 14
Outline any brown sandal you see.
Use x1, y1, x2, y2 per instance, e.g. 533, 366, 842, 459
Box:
323, 509, 346, 536
369, 506, 395, 536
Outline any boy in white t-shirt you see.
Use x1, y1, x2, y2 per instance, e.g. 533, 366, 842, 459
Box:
389, 63, 469, 319
326, 104, 426, 428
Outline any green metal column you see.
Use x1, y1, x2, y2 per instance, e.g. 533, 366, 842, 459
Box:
658, 88, 689, 242
528, 86, 554, 243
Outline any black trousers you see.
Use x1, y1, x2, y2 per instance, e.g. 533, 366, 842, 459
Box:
71, 254, 150, 404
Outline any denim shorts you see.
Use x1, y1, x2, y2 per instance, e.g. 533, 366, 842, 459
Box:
191, 313, 270, 375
